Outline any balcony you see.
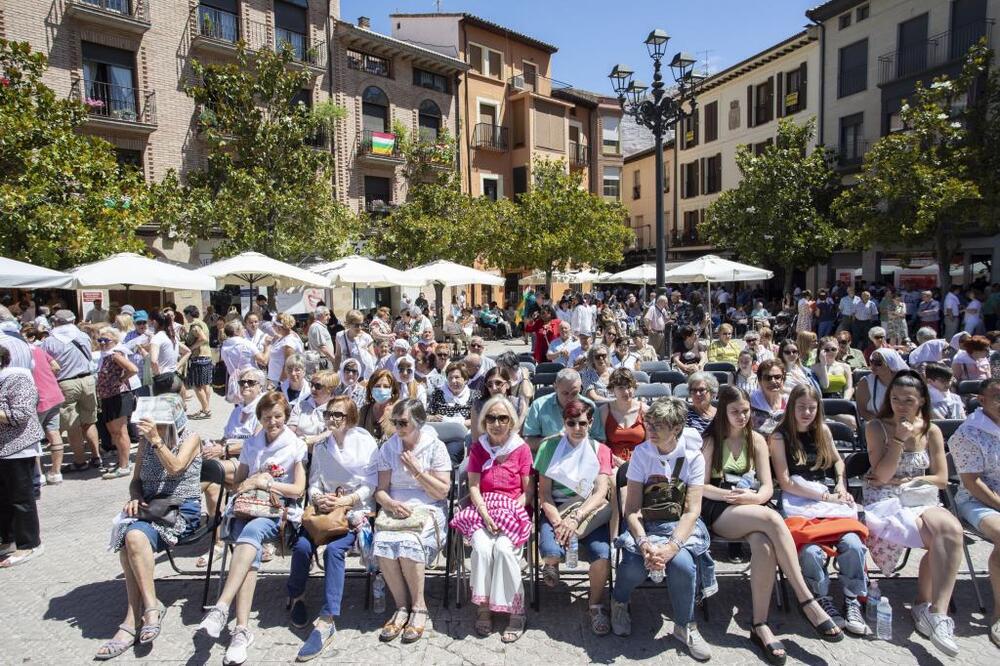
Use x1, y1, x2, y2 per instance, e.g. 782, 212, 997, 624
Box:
305, 128, 330, 150
190, 5, 240, 57
672, 228, 703, 247
472, 123, 508, 152
71, 78, 157, 134
878, 19, 995, 86
358, 129, 404, 164
364, 199, 396, 215
568, 141, 589, 168
833, 140, 871, 171
837, 64, 868, 98
230, 19, 327, 73
64, 0, 150, 35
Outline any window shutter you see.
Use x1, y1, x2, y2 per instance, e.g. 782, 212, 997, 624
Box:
767, 76, 775, 121
698, 157, 705, 196
776, 73, 784, 118
800, 62, 808, 110
747, 85, 754, 128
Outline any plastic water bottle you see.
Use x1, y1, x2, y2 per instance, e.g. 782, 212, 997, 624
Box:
372, 573, 386, 613
866, 580, 880, 625
648, 567, 665, 583
876, 595, 892, 640
565, 535, 579, 569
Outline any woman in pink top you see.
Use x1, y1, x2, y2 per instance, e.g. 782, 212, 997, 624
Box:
27, 333, 65, 485
449, 395, 533, 643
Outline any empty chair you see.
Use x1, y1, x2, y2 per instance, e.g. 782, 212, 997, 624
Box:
709, 371, 731, 387
631, 370, 650, 384
704, 362, 737, 374
636, 383, 671, 403
429, 420, 471, 466
518, 352, 535, 364
639, 360, 671, 374
650, 370, 687, 387
822, 398, 860, 420
957, 379, 983, 400
851, 369, 871, 388
535, 362, 565, 375
533, 372, 558, 387
825, 420, 858, 453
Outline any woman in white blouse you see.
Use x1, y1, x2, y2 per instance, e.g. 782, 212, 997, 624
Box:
288, 370, 337, 450
220, 320, 267, 403
286, 396, 378, 661
267, 313, 304, 388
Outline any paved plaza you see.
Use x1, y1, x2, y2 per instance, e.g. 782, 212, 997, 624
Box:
1, 340, 997, 665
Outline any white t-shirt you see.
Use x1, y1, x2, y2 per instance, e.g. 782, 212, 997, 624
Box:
376, 428, 451, 506
944, 292, 961, 317
238, 427, 307, 483
626, 429, 706, 487
308, 321, 333, 354
151, 330, 179, 373
268, 333, 304, 383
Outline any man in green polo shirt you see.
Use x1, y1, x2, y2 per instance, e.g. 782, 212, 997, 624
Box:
524, 368, 605, 451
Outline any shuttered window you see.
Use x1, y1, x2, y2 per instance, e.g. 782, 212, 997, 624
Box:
533, 100, 565, 151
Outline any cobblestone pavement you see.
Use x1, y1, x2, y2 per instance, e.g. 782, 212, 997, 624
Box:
3, 340, 998, 664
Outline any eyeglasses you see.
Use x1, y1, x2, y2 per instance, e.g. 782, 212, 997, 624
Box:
237, 379, 259, 387
485, 414, 511, 425
764, 374, 785, 382
135, 322, 147, 326
745, 338, 758, 343
645, 421, 675, 432
690, 387, 709, 395
343, 367, 359, 375
350, 323, 362, 329
565, 419, 591, 428
838, 340, 849, 346
873, 335, 885, 340
324, 411, 348, 420
390, 419, 411, 428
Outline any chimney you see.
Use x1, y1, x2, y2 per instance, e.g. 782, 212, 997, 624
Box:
358, 16, 371, 29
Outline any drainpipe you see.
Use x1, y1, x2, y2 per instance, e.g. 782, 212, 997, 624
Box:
453, 71, 462, 182
810, 19, 826, 145
462, 22, 473, 195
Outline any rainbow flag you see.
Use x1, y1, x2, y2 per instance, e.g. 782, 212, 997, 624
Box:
371, 132, 395, 155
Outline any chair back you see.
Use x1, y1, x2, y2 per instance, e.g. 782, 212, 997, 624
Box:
851, 369, 871, 387
825, 419, 858, 452
518, 352, 536, 363
704, 361, 737, 374
640, 360, 671, 373
535, 385, 555, 399
637, 383, 671, 403
533, 372, 558, 387
428, 421, 470, 456
957, 379, 982, 397
631, 370, 650, 384
932, 419, 965, 446
519, 361, 536, 376
200, 458, 227, 485
535, 362, 565, 375
650, 370, 687, 387
709, 371, 731, 387
843, 451, 871, 479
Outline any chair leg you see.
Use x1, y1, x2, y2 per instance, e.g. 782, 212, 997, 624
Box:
364, 570, 372, 611
961, 539, 987, 613
202, 528, 220, 610
443, 531, 452, 610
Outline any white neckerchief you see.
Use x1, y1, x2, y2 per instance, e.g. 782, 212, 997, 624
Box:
240, 394, 263, 418
750, 388, 784, 415
443, 381, 471, 405
967, 408, 1000, 439
322, 427, 378, 486
478, 432, 525, 471
545, 434, 600, 498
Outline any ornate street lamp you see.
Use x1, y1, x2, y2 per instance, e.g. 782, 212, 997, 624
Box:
610, 31, 704, 294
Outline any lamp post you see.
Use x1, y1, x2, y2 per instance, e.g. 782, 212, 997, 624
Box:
609, 30, 705, 294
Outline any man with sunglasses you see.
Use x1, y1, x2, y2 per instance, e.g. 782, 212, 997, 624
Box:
833, 331, 866, 370
523, 368, 605, 452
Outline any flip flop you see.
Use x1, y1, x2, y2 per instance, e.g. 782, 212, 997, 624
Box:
501, 614, 526, 644
95, 624, 136, 661
139, 602, 166, 644
102, 467, 132, 480
196, 543, 225, 568
0, 544, 44, 568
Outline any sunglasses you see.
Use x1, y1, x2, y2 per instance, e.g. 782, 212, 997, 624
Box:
470, 343, 484, 348
237, 379, 259, 387
324, 411, 348, 420
486, 380, 508, 389
436, 353, 450, 358
310, 382, 328, 390
822, 347, 838, 352
343, 367, 359, 375
871, 359, 884, 367
485, 414, 511, 425
594, 353, 609, 359
690, 387, 709, 395
390, 419, 411, 428
565, 419, 591, 428
764, 374, 785, 382
398, 367, 413, 374
97, 338, 112, 344
784, 349, 800, 355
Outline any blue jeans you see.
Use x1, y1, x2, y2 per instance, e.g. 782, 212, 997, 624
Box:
227, 516, 280, 569
286, 530, 357, 617
538, 520, 611, 562
798, 532, 867, 598
612, 545, 697, 626
817, 320, 835, 338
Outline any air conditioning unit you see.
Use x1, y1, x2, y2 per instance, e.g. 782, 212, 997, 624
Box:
510, 75, 525, 90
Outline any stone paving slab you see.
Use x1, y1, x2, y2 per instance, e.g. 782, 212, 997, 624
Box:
2, 339, 998, 664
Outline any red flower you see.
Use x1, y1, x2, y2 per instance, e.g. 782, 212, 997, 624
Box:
0, 77, 10, 87
267, 462, 286, 478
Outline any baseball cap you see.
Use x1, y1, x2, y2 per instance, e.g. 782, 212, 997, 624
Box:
133, 310, 149, 323
53, 309, 76, 324
120, 305, 136, 316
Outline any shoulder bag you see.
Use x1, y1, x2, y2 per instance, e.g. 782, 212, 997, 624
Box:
301, 504, 350, 546
232, 488, 284, 520
641, 457, 688, 522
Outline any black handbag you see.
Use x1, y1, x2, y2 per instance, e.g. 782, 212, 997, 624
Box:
211, 360, 228, 397
137, 494, 181, 527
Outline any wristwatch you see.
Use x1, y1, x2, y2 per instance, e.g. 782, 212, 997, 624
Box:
636, 535, 651, 549
668, 536, 684, 550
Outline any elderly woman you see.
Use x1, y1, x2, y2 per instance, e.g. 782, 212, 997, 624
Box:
220, 320, 267, 403
610, 397, 714, 660
96, 327, 139, 479
359, 369, 399, 443
581, 344, 614, 404
471, 367, 528, 441
373, 400, 452, 644
862, 370, 963, 658
855, 348, 908, 422
198, 392, 308, 666
265, 313, 304, 389
863, 326, 893, 365
288, 370, 338, 449
535, 400, 613, 635
769, 385, 868, 636
707, 323, 742, 365
369, 307, 396, 345
335, 310, 375, 379
96, 377, 202, 658
450, 396, 533, 642
333, 357, 367, 409
280, 354, 309, 409
685, 371, 719, 435
598, 368, 646, 465
287, 396, 378, 661
953, 335, 992, 382
701, 386, 843, 663
428, 361, 479, 427
0, 347, 45, 569
671, 325, 704, 376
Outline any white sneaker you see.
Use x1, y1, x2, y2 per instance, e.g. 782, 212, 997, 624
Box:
674, 623, 712, 661
927, 612, 959, 657
198, 605, 229, 639
223, 626, 255, 665
45, 472, 63, 485
610, 598, 631, 637
842, 597, 868, 636
911, 602, 932, 637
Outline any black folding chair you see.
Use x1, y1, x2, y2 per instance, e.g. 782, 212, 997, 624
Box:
941, 450, 988, 612
650, 370, 687, 388
956, 379, 983, 402
631, 370, 650, 384
637, 383, 671, 404
518, 352, 536, 364
704, 362, 737, 374
825, 420, 859, 453
519, 361, 536, 377
823, 398, 864, 448
535, 386, 555, 399
533, 372, 558, 387
640, 360, 671, 374
851, 369, 871, 388
708, 370, 731, 387
933, 419, 965, 444
535, 362, 565, 375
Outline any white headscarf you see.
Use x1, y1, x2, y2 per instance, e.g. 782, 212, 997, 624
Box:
392, 354, 416, 384
477, 432, 526, 471
871, 348, 908, 373
339, 358, 361, 387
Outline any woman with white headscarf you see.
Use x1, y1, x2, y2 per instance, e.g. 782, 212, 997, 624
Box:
333, 358, 367, 409
855, 348, 909, 422
392, 355, 427, 407
427, 362, 480, 428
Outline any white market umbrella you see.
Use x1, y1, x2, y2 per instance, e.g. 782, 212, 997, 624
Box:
0, 256, 74, 289
518, 270, 573, 286
197, 252, 329, 292
310, 254, 423, 309
401, 260, 505, 288
567, 268, 612, 284
605, 263, 660, 284
662, 254, 774, 307
69, 252, 216, 295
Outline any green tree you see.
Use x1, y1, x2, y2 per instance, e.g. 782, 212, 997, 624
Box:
832, 43, 996, 292
0, 39, 147, 268
702, 117, 841, 293
151, 45, 355, 261
498, 158, 632, 293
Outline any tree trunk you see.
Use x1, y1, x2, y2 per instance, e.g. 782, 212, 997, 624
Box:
545, 269, 553, 301
783, 270, 794, 299
434, 282, 445, 329
935, 224, 953, 294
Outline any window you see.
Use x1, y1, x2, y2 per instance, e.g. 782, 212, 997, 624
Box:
681, 109, 699, 148
754, 79, 774, 125
839, 113, 865, 164
838, 39, 868, 98
418, 99, 441, 142
482, 175, 501, 200
896, 14, 929, 79
533, 100, 565, 151
728, 100, 741, 130
274, 0, 308, 61
704, 154, 722, 194
512, 166, 528, 200
681, 160, 699, 199
522, 61, 537, 92
290, 88, 312, 109
682, 210, 700, 241
632, 169, 641, 199
511, 99, 526, 147
704, 101, 718, 142
468, 42, 502, 79
347, 50, 390, 77
839, 13, 852, 30
82, 42, 137, 121
364, 175, 393, 211
602, 167, 621, 200
413, 68, 449, 93
784, 64, 807, 115
115, 148, 143, 174
753, 139, 773, 156
361, 86, 389, 132
856, 5, 869, 21
663, 166, 670, 193
887, 111, 904, 133
602, 115, 621, 155
198, 0, 239, 42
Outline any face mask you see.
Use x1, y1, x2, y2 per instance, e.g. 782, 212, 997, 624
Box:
372, 387, 393, 404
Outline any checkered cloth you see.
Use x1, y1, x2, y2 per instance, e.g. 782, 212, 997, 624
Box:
450, 492, 532, 547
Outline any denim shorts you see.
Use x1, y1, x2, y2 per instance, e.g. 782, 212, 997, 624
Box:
227, 516, 281, 568
955, 489, 1000, 531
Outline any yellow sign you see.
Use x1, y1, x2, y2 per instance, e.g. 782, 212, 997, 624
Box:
685, 130, 695, 142
785, 91, 799, 107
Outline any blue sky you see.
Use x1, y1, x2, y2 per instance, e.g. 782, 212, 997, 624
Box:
341, 0, 820, 93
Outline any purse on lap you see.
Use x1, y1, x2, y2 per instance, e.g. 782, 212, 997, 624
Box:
232, 488, 284, 520
301, 504, 350, 545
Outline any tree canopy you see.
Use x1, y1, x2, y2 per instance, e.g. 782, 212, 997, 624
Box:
0, 39, 148, 268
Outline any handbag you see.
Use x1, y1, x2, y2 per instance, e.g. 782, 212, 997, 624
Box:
211, 360, 228, 397
374, 505, 443, 567
301, 504, 350, 546
137, 494, 180, 527
232, 488, 284, 520
641, 457, 687, 522
558, 498, 612, 539
898, 479, 939, 508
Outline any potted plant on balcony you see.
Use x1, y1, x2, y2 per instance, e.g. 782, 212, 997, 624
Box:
201, 13, 214, 37
84, 97, 105, 113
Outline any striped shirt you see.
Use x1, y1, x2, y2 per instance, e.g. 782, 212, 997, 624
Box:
0, 332, 35, 371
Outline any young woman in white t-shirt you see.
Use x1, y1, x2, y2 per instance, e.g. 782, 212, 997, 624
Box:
149, 310, 189, 389
267, 313, 304, 387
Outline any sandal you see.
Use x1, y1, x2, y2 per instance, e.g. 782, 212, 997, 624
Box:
401, 608, 429, 644
501, 613, 526, 644
139, 602, 166, 644
379, 607, 409, 643
750, 623, 787, 665
797, 597, 844, 642
196, 543, 225, 568
90, 457, 104, 470
589, 605, 610, 636
95, 624, 136, 661
475, 607, 493, 637
261, 542, 276, 563
189, 410, 212, 420
102, 466, 132, 480
541, 563, 559, 588
0, 544, 44, 568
